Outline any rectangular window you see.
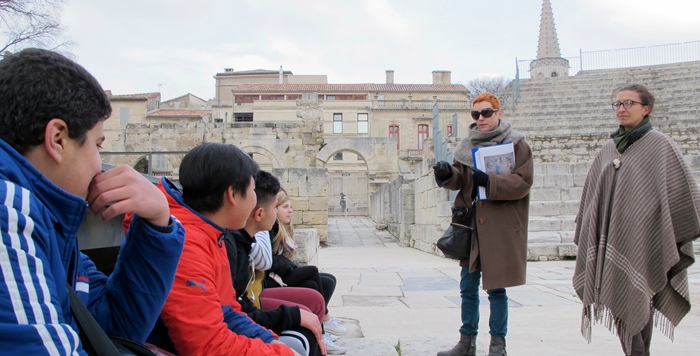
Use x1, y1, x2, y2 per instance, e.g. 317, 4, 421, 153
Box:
214, 118, 224, 123
260, 95, 285, 100
119, 107, 129, 125
417, 124, 429, 150
333, 113, 343, 134
389, 124, 399, 150
326, 95, 336, 100
357, 113, 368, 134
333, 152, 343, 160
235, 113, 253, 122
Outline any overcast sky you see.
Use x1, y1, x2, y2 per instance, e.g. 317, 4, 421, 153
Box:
61, 0, 700, 101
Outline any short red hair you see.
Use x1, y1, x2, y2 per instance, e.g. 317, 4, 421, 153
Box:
472, 92, 501, 109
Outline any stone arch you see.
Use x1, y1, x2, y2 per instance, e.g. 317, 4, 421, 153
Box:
325, 147, 370, 169
316, 137, 399, 186
241, 145, 282, 169
133, 155, 148, 174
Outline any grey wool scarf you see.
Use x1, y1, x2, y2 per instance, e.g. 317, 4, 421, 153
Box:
572, 130, 700, 351
453, 120, 524, 167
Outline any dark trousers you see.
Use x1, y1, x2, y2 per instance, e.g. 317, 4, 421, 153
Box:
621, 313, 654, 356
274, 266, 338, 314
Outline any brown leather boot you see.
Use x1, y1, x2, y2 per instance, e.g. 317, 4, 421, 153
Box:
488, 335, 507, 356
436, 333, 476, 356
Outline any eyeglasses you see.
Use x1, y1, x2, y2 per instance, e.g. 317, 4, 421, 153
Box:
611, 100, 644, 110
470, 108, 499, 120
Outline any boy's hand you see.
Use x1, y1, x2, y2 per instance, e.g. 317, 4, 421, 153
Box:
299, 309, 326, 355
87, 165, 170, 226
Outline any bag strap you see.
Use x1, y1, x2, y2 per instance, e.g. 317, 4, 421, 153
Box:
66, 282, 122, 356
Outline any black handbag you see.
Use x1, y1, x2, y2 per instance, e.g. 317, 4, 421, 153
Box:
66, 283, 160, 356
437, 199, 476, 260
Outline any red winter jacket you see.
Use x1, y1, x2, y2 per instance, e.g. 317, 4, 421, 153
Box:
153, 179, 293, 355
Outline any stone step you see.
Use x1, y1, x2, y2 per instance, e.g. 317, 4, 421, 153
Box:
331, 317, 399, 356
399, 336, 492, 356
528, 215, 577, 232
529, 201, 580, 216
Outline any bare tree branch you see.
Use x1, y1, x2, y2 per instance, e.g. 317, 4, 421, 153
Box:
0, 0, 70, 54
467, 76, 511, 100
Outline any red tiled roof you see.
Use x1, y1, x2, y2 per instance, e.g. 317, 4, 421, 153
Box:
108, 92, 161, 100
231, 83, 467, 93
147, 109, 210, 118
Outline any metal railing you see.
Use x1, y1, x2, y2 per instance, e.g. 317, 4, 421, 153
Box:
509, 40, 700, 109
371, 100, 469, 110
579, 40, 700, 71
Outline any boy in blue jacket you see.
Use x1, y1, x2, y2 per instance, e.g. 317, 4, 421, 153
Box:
0, 48, 185, 355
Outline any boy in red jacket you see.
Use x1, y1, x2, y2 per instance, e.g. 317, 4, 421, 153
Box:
151, 143, 298, 355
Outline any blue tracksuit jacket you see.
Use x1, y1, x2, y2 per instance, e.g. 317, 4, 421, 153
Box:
0, 139, 185, 355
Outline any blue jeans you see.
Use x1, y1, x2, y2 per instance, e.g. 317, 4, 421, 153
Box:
459, 265, 508, 336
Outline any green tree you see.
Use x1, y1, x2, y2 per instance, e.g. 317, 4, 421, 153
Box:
0, 0, 71, 54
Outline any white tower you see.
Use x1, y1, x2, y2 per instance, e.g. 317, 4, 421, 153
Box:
529, 0, 569, 78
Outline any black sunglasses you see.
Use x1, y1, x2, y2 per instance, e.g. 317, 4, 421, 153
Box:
471, 108, 499, 120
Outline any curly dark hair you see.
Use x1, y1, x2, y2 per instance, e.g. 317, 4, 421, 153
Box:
0, 48, 111, 154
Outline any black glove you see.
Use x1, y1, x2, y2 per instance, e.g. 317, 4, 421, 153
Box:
472, 168, 489, 187
433, 161, 453, 180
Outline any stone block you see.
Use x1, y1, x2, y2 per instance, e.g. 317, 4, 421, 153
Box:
560, 216, 577, 231
527, 231, 562, 243
527, 243, 560, 261
308, 196, 327, 210
558, 243, 578, 257
530, 187, 561, 201
543, 173, 574, 188
529, 201, 579, 216
437, 201, 452, 218
293, 228, 319, 266
560, 231, 576, 243
301, 211, 327, 225
546, 162, 570, 174
528, 217, 561, 231
572, 173, 588, 187
561, 187, 583, 200
292, 198, 310, 211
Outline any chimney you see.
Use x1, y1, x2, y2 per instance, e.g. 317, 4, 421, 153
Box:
279, 65, 284, 84
432, 70, 452, 85
386, 70, 394, 84
224, 68, 234, 72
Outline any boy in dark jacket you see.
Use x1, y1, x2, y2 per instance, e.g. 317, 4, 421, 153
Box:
225, 170, 325, 356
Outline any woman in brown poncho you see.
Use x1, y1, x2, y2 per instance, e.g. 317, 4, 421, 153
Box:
573, 84, 700, 355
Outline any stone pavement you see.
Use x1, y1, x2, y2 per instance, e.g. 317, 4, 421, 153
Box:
320, 217, 700, 356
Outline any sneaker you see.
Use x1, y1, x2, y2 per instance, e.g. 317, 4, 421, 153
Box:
323, 316, 348, 336
324, 336, 347, 355
325, 333, 339, 342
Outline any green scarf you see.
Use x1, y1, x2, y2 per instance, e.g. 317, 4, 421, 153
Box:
612, 116, 652, 154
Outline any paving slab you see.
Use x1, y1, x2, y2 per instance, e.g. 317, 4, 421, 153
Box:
320, 217, 700, 356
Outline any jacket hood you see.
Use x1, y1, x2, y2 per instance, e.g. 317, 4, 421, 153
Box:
158, 177, 225, 243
